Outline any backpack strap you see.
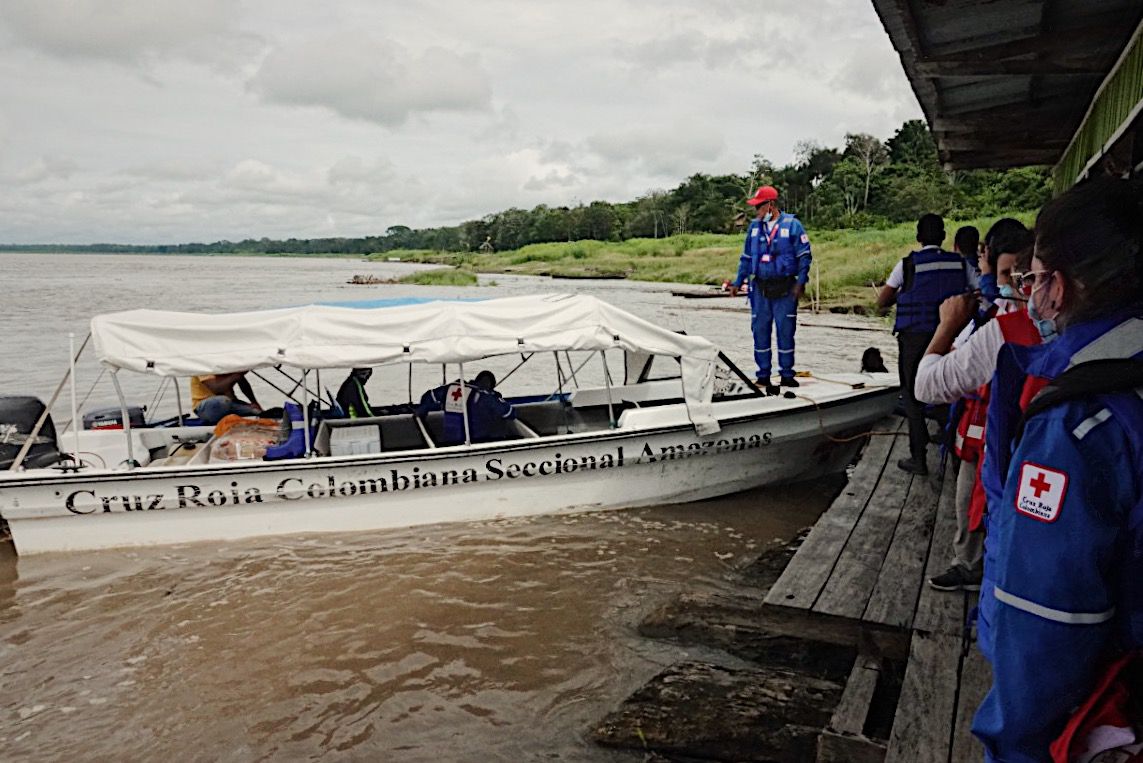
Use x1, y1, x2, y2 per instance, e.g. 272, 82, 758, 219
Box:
1016, 359, 1143, 443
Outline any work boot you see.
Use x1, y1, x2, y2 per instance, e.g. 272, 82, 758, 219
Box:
897, 456, 928, 475
928, 564, 982, 592
779, 376, 800, 388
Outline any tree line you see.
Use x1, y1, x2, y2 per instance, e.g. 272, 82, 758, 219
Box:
4, 121, 1051, 255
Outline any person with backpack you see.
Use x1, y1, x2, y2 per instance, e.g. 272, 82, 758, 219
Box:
914, 223, 1036, 592
972, 177, 1143, 762
877, 213, 978, 475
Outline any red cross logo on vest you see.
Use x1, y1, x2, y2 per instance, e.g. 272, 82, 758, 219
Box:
1015, 461, 1069, 523
451, 387, 464, 401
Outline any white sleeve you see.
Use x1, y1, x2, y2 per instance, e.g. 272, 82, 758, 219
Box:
886, 261, 904, 289
914, 320, 1005, 404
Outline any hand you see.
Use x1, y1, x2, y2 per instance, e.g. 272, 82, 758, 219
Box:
978, 247, 992, 275
938, 292, 978, 331
792, 283, 805, 302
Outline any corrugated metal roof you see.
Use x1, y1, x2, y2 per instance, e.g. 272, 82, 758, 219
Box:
870, 0, 1143, 169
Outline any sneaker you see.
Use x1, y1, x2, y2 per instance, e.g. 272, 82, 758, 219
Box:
928, 565, 982, 592
897, 456, 929, 475
779, 376, 800, 388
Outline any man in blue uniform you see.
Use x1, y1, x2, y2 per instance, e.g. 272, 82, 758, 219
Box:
728, 185, 812, 390
877, 213, 975, 474
416, 370, 516, 444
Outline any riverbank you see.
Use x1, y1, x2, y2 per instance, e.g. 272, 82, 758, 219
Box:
368, 213, 1033, 311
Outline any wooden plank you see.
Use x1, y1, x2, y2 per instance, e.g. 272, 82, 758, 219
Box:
764, 419, 902, 611
913, 460, 971, 636
818, 655, 888, 763
813, 433, 913, 620
830, 655, 882, 735
819, 729, 887, 763
950, 648, 992, 763
885, 632, 961, 763
863, 467, 943, 630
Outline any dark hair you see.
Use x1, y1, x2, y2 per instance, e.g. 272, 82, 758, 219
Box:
916, 213, 945, 246
984, 217, 1025, 248
474, 370, 497, 390
953, 226, 979, 258
988, 223, 1033, 272
1034, 176, 1143, 323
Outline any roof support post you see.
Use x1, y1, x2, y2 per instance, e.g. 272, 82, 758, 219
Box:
601, 351, 616, 428
110, 370, 137, 469
459, 363, 471, 446
302, 370, 312, 457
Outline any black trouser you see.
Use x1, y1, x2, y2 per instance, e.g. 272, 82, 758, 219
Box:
897, 330, 934, 460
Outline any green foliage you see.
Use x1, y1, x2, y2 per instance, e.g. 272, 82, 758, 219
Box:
2, 120, 1055, 263
397, 268, 479, 286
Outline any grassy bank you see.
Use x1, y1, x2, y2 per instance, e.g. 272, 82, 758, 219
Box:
371, 214, 1034, 309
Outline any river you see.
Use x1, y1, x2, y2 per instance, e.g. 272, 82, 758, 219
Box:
0, 253, 895, 761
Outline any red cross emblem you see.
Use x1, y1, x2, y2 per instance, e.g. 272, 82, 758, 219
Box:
1015, 462, 1068, 523
450, 387, 464, 401
1029, 472, 1052, 498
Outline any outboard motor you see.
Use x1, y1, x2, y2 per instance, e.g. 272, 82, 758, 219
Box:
0, 396, 64, 470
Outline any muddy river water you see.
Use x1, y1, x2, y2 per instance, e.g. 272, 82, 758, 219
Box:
0, 253, 896, 761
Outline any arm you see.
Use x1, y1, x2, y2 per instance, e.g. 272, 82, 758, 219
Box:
415, 388, 438, 419
914, 319, 1003, 404
792, 222, 811, 300
979, 272, 999, 303
973, 407, 1130, 761
236, 374, 259, 408
875, 285, 897, 315
730, 223, 755, 294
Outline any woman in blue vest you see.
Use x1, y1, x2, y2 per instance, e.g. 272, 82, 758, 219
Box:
973, 177, 1143, 762
877, 213, 976, 474
728, 185, 812, 389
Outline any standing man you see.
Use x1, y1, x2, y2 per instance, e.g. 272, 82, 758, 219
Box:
729, 185, 812, 390
877, 213, 974, 475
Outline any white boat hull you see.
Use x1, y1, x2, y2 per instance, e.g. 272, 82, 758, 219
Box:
0, 381, 897, 554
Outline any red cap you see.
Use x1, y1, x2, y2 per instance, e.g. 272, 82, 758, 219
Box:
746, 185, 779, 206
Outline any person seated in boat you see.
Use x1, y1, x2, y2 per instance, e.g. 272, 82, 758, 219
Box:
415, 370, 516, 444
336, 368, 376, 419
190, 372, 262, 426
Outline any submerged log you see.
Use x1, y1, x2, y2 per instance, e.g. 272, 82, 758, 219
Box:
592, 661, 842, 762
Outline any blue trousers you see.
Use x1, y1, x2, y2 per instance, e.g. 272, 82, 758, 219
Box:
749, 289, 798, 379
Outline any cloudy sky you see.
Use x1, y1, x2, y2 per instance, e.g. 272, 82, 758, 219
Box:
0, 0, 921, 245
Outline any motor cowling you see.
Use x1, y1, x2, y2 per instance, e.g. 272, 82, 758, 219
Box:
0, 396, 63, 470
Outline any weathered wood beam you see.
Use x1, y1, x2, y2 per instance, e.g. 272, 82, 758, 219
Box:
916, 58, 1107, 77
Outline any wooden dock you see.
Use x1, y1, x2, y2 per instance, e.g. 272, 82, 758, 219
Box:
763, 417, 990, 763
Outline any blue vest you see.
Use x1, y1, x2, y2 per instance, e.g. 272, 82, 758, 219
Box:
746, 213, 800, 280
973, 316, 1143, 758
893, 248, 970, 333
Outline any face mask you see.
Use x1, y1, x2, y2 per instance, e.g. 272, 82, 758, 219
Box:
1027, 283, 1058, 343
997, 283, 1019, 299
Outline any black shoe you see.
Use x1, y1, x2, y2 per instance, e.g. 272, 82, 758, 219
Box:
928, 565, 982, 592
765, 384, 781, 396
897, 456, 928, 475
779, 376, 800, 388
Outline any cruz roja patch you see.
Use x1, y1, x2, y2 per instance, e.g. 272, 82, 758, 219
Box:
1015, 461, 1069, 522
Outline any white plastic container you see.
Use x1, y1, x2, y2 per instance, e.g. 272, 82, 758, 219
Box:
329, 425, 382, 456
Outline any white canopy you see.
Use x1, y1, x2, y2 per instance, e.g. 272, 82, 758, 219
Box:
91, 294, 721, 434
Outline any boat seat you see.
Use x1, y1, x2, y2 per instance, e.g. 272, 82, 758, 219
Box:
315, 414, 429, 456
513, 401, 584, 436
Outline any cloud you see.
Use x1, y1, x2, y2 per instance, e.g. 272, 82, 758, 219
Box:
0, 0, 240, 65
248, 33, 493, 126
586, 121, 726, 177
12, 155, 79, 184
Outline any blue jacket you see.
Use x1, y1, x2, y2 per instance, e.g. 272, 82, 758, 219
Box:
974, 315, 1143, 763
893, 247, 972, 333
416, 381, 516, 444
734, 212, 812, 287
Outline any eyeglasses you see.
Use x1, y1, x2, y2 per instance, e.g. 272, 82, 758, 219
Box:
1011, 270, 1053, 293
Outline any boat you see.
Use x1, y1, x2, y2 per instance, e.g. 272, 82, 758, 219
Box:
0, 294, 898, 554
